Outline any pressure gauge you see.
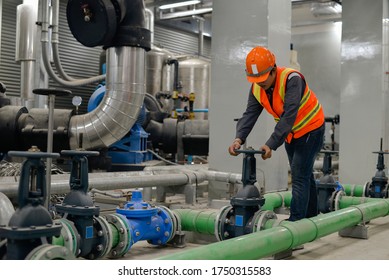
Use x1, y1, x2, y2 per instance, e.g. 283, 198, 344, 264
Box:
72, 96, 82, 107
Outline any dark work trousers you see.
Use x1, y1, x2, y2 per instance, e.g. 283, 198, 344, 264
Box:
284, 124, 325, 221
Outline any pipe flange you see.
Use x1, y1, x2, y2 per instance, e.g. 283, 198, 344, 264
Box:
349, 184, 355, 197
56, 218, 80, 257
252, 210, 277, 232
363, 181, 369, 197
215, 205, 232, 241
158, 205, 179, 242
0, 223, 62, 240
85, 216, 113, 259
147, 206, 174, 245
25, 244, 74, 260
334, 190, 345, 211
277, 192, 286, 208
105, 213, 132, 259
329, 188, 339, 212
56, 204, 100, 217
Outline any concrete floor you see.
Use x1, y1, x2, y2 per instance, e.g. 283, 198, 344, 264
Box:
288, 215, 389, 260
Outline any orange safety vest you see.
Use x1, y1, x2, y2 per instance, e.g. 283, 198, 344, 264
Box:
251, 67, 324, 143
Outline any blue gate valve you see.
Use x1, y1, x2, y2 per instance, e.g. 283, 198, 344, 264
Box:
116, 190, 175, 247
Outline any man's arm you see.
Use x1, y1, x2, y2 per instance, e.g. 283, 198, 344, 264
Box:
235, 87, 264, 144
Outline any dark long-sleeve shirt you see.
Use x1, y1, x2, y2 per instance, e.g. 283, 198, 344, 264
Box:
235, 72, 306, 151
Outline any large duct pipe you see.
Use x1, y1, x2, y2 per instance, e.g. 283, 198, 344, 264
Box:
67, 0, 149, 150
69, 46, 146, 149
0, 0, 150, 153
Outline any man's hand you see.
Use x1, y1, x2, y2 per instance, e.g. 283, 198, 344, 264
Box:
260, 144, 272, 160
228, 138, 242, 156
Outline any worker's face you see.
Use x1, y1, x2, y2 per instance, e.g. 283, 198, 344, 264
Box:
256, 68, 276, 90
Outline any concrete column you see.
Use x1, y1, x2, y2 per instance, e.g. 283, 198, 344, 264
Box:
208, 0, 291, 199
339, 0, 388, 184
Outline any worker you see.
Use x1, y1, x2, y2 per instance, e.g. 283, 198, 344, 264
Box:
228, 46, 325, 222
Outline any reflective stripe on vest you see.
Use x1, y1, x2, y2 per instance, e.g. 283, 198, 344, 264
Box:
252, 67, 324, 141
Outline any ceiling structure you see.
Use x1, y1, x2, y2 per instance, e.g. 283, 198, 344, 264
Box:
144, 0, 342, 35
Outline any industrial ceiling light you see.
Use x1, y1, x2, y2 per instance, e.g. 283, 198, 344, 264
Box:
159, 7, 212, 20
159, 0, 201, 10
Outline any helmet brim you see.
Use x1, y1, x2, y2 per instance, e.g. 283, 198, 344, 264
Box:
246, 71, 270, 84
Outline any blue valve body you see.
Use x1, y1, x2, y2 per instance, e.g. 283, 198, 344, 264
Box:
116, 191, 173, 246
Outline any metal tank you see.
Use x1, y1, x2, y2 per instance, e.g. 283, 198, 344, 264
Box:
177, 56, 211, 120
146, 46, 175, 96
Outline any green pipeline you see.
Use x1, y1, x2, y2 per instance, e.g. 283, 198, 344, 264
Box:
160, 198, 389, 260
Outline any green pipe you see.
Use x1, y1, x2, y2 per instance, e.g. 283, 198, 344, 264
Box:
109, 223, 120, 249
338, 196, 377, 209
173, 209, 217, 235
342, 184, 366, 197
261, 191, 292, 210
158, 199, 389, 260
52, 235, 65, 247
173, 191, 292, 236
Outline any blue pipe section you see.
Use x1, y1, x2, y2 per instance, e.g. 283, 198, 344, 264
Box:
116, 190, 174, 247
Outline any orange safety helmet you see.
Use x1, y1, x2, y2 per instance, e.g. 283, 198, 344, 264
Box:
245, 46, 276, 83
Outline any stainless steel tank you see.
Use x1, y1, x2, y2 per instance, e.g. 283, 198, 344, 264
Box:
145, 46, 175, 96
177, 56, 211, 120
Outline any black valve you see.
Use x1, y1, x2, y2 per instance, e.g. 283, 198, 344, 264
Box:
316, 150, 339, 213
54, 150, 108, 259
366, 139, 389, 198
218, 147, 266, 240
59, 150, 100, 207
0, 148, 62, 260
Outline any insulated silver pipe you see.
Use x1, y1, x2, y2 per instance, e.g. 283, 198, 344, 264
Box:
39, 0, 105, 87
0, 192, 14, 225
144, 165, 243, 184
16, 3, 38, 109
69, 46, 146, 149
20, 61, 36, 108
145, 8, 154, 46
51, 0, 74, 81
0, 171, 207, 199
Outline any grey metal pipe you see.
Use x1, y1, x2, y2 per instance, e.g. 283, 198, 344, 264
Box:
0, 170, 207, 199
51, 0, 74, 81
0, 192, 14, 225
69, 46, 146, 149
16, 3, 38, 109
39, 0, 105, 87
45, 94, 55, 208
145, 8, 154, 46
144, 165, 242, 184
20, 61, 36, 109
41, 42, 105, 87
